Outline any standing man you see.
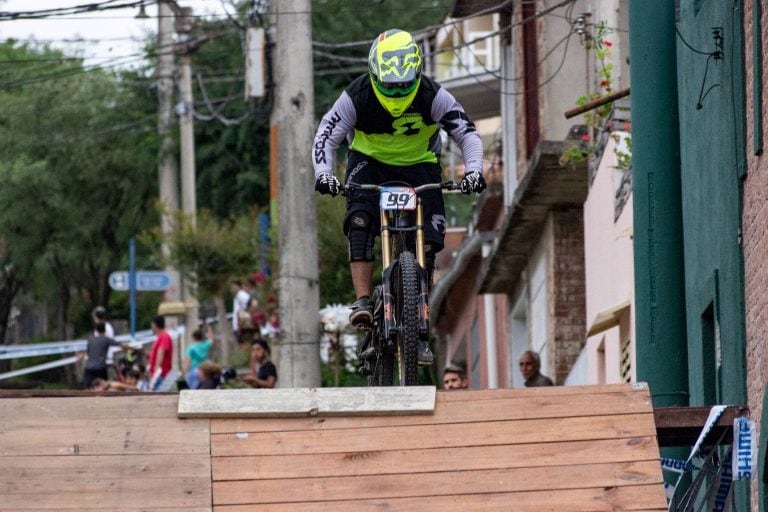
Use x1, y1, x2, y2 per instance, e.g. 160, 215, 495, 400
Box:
442, 363, 468, 390
230, 279, 252, 340
79, 322, 128, 389
92, 305, 115, 338
148, 315, 173, 391
312, 28, 486, 365
519, 350, 555, 387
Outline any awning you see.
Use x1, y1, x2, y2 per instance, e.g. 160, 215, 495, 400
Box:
586, 300, 631, 337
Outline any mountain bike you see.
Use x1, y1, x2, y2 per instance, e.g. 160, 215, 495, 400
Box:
342, 181, 459, 386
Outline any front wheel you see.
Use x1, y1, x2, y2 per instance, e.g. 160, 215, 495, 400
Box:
394, 251, 420, 386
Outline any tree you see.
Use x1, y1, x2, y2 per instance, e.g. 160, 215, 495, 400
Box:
142, 208, 261, 364
0, 40, 158, 345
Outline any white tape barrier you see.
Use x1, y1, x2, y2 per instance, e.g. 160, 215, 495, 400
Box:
733, 416, 756, 480
0, 326, 185, 381
661, 406, 755, 512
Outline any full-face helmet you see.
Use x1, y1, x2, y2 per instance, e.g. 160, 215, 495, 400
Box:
368, 29, 422, 117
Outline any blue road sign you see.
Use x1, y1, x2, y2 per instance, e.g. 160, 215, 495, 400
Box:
108, 271, 129, 291
136, 271, 172, 291
109, 271, 171, 292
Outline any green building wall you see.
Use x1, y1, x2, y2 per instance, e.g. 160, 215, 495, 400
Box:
675, 0, 748, 507
675, 0, 747, 409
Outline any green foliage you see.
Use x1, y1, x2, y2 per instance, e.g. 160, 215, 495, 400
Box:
141, 208, 261, 299
0, 40, 158, 337
188, 21, 272, 217
311, 0, 453, 111
560, 21, 631, 170
316, 193, 354, 306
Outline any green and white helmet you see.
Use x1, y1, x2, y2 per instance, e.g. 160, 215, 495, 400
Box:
368, 29, 422, 117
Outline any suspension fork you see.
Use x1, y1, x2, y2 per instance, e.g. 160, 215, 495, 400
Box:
415, 199, 430, 339
380, 211, 396, 342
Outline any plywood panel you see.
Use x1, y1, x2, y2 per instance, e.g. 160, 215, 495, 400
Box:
212, 460, 663, 506
214, 485, 667, 512
0, 455, 210, 510
211, 390, 652, 433
0, 395, 212, 512
212, 436, 659, 481
0, 395, 179, 421
211, 413, 657, 457
0, 419, 211, 456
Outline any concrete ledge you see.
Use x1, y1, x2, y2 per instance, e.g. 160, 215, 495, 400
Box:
177, 386, 437, 418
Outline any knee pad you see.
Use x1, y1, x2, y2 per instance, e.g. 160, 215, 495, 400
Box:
348, 212, 375, 262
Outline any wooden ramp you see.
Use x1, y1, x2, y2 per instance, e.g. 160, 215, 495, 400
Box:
0, 383, 667, 511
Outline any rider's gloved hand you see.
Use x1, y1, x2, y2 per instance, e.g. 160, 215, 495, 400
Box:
315, 173, 342, 196
459, 170, 486, 194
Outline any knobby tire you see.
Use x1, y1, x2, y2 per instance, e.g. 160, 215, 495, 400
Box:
395, 251, 420, 386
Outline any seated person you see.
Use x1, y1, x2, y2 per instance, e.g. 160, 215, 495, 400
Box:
197, 362, 222, 389
242, 338, 277, 388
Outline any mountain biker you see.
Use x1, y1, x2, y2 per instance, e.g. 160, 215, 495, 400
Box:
312, 28, 485, 365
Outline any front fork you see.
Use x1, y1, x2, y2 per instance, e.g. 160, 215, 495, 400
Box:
379, 200, 430, 343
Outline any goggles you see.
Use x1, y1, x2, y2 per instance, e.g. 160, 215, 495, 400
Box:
374, 78, 419, 98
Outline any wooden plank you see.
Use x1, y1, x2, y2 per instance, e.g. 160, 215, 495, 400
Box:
214, 485, 668, 512
212, 460, 664, 505
212, 436, 660, 481
436, 382, 648, 401
210, 390, 652, 434
654, 405, 749, 446
0, 455, 211, 510
178, 387, 436, 418
0, 418, 211, 456
211, 412, 657, 457
0, 395, 179, 421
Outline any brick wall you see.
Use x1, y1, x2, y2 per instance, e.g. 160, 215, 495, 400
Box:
550, 207, 587, 384
742, 0, 767, 505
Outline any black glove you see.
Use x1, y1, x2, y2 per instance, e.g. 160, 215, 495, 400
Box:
459, 171, 486, 194
315, 173, 342, 196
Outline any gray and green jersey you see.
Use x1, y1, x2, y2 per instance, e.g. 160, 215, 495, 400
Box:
313, 74, 483, 177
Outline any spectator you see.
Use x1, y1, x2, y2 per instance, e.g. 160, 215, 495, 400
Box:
78, 322, 129, 389
148, 315, 173, 391
91, 305, 115, 338
184, 324, 214, 390
242, 338, 277, 388
519, 350, 554, 387
134, 364, 149, 391
197, 362, 222, 389
442, 363, 468, 390
89, 378, 110, 391
231, 280, 252, 338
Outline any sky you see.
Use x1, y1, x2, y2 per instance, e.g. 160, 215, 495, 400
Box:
0, 1, 230, 68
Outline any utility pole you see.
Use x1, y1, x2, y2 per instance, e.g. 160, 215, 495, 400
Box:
175, 6, 200, 346
270, 0, 321, 387
157, 0, 181, 309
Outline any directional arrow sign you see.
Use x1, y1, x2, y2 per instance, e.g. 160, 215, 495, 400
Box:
136, 271, 172, 291
108, 271, 171, 292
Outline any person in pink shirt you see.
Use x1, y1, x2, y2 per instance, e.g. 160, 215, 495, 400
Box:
148, 315, 173, 391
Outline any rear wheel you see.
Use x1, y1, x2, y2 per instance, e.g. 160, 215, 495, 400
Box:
366, 288, 394, 386
394, 251, 420, 386
368, 347, 394, 386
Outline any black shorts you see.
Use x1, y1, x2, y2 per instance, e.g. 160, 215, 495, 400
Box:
343, 151, 447, 250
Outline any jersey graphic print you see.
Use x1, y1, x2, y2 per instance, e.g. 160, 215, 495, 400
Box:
392, 114, 424, 136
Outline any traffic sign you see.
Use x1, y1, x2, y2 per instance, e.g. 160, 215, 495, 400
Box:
137, 271, 172, 291
108, 271, 171, 292
109, 271, 129, 291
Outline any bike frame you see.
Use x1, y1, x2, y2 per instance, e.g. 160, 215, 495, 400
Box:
343, 181, 458, 385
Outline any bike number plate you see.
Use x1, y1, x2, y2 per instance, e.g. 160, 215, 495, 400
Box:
380, 187, 416, 211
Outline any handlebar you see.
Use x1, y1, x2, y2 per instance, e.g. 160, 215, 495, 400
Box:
342, 181, 459, 195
